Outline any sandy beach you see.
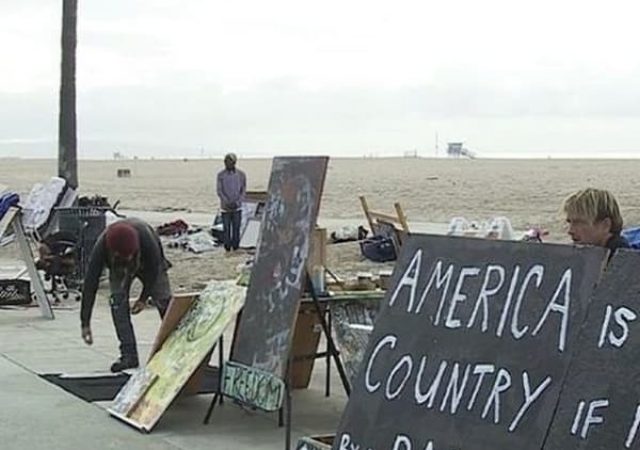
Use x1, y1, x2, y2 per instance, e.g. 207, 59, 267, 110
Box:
3, 157, 640, 291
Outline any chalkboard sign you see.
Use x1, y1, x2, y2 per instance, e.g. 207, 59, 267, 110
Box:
333, 234, 607, 450
544, 249, 640, 449
231, 156, 329, 380
222, 361, 285, 412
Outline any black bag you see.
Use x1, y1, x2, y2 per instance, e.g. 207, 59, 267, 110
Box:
359, 236, 397, 262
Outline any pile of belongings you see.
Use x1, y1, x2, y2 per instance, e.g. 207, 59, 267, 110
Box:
77, 195, 113, 208
163, 221, 217, 254
0, 192, 19, 222
21, 176, 77, 235
522, 227, 549, 243
447, 216, 515, 240
330, 225, 369, 244
156, 219, 189, 237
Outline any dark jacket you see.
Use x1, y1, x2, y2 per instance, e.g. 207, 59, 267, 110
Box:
606, 234, 630, 261
80, 218, 169, 327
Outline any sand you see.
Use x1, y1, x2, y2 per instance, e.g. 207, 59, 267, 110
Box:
2, 157, 640, 292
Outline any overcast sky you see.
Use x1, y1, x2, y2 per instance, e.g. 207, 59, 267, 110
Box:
1, 0, 640, 159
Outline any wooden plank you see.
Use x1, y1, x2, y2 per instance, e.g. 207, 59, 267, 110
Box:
368, 211, 402, 224
12, 214, 54, 319
359, 196, 375, 232
148, 291, 206, 396
0, 207, 18, 242
394, 202, 410, 233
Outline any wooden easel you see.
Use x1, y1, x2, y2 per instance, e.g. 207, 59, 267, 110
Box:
0, 207, 54, 319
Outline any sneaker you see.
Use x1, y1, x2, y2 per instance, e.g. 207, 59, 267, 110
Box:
110, 356, 139, 373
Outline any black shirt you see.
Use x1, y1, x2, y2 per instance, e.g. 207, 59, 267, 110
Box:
606, 234, 630, 261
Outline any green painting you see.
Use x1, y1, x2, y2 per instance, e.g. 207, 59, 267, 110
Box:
109, 280, 246, 432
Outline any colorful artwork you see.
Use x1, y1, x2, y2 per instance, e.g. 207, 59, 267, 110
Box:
331, 297, 382, 383
108, 280, 246, 432
221, 360, 286, 412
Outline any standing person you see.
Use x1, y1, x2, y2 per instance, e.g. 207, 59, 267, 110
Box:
80, 218, 173, 372
563, 188, 629, 258
216, 153, 246, 252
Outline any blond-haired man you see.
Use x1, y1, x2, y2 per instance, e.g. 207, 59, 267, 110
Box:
563, 188, 629, 256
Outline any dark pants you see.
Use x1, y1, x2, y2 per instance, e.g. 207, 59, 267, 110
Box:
222, 209, 242, 251
109, 268, 172, 360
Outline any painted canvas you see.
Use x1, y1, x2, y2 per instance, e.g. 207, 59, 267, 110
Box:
108, 280, 246, 432
331, 296, 382, 383
231, 157, 329, 379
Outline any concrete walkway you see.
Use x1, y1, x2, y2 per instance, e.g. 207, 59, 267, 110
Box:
0, 299, 347, 449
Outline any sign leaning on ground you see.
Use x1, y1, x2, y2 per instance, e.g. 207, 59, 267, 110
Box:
544, 249, 640, 449
332, 234, 607, 450
225, 156, 329, 411
109, 281, 246, 432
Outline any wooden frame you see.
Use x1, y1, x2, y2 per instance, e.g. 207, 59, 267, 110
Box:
0, 207, 54, 319
359, 195, 410, 246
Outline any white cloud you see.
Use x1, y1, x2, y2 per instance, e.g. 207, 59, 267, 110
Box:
1, 0, 640, 157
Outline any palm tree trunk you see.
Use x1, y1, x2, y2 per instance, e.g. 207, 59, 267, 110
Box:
58, 0, 78, 189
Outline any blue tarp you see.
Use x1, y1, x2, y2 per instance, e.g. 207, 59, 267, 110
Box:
622, 227, 640, 249
0, 192, 19, 222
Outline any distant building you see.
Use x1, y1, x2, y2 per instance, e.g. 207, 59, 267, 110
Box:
446, 142, 476, 159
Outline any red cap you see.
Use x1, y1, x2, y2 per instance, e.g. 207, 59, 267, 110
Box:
105, 222, 139, 257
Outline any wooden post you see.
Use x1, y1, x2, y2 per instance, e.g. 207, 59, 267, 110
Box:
58, 0, 78, 189
359, 196, 375, 233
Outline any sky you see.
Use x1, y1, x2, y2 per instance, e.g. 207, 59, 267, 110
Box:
1, 0, 640, 159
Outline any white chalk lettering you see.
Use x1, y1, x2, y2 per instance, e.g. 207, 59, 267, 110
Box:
598, 304, 637, 349
389, 250, 423, 312
580, 399, 609, 439
423, 261, 455, 319
482, 368, 512, 424
496, 265, 521, 337
338, 433, 360, 450
598, 305, 614, 348
611, 307, 636, 348
386, 355, 414, 400
511, 265, 544, 340
508, 371, 552, 432
365, 334, 397, 393
467, 264, 506, 332
391, 435, 438, 450
440, 362, 471, 414
445, 267, 481, 329
415, 358, 448, 408
571, 400, 586, 435
392, 434, 412, 450
625, 404, 640, 448
467, 364, 496, 411
532, 268, 572, 352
